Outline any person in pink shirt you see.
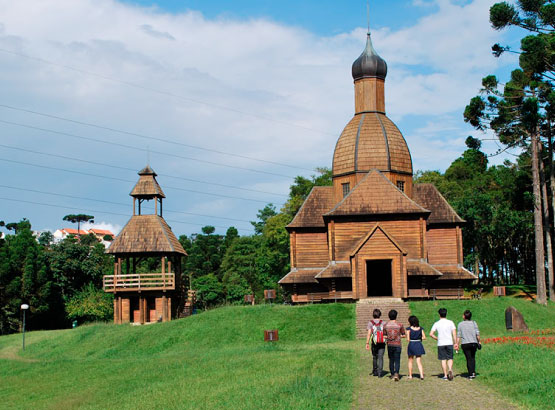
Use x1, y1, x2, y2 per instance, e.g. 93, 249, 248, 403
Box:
383, 309, 406, 381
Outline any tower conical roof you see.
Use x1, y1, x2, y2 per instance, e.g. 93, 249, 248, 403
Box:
106, 214, 186, 255
130, 165, 166, 198
352, 33, 387, 81
138, 164, 157, 176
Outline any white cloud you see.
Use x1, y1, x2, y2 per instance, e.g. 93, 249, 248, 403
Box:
0, 0, 517, 234
140, 24, 175, 41
82, 221, 122, 235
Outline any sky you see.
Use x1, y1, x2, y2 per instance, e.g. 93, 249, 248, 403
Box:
0, 0, 522, 237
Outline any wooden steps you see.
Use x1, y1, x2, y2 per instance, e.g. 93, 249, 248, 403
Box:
356, 298, 411, 339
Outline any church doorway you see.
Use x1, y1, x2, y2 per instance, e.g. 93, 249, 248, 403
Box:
366, 260, 392, 297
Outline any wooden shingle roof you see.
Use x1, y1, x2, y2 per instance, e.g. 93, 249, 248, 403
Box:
325, 170, 430, 217
130, 165, 166, 198
314, 263, 352, 279
407, 259, 443, 276
433, 264, 477, 281
107, 215, 186, 255
332, 112, 412, 177
287, 186, 335, 229
278, 268, 322, 284
413, 184, 464, 224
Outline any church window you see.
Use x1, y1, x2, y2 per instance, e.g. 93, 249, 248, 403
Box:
396, 180, 405, 192
342, 183, 350, 198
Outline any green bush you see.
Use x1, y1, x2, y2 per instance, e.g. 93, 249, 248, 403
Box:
65, 283, 113, 323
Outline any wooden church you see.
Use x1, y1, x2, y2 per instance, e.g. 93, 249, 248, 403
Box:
103, 165, 187, 323
279, 33, 476, 302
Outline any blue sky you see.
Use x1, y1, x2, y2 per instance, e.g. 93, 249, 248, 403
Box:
119, 0, 444, 34
0, 0, 520, 237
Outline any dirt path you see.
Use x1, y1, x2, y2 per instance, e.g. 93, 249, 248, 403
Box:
353, 339, 520, 410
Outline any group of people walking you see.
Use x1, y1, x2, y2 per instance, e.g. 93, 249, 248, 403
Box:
365, 308, 481, 381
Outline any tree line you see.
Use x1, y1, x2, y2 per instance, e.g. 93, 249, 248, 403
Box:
0, 220, 113, 334
0, 139, 549, 334
464, 0, 555, 304
180, 168, 332, 310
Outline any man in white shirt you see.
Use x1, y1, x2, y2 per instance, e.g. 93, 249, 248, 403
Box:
430, 307, 458, 380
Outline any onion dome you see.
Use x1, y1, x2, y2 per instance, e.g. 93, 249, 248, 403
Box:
352, 33, 387, 81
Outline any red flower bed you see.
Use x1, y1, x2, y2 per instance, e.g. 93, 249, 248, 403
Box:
523, 328, 555, 336
483, 335, 555, 350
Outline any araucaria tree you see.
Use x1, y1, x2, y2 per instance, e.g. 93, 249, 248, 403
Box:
464, 0, 555, 304
62, 214, 94, 235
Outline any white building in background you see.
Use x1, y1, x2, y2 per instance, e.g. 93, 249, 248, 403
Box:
53, 228, 114, 247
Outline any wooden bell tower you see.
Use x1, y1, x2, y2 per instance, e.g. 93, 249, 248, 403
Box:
103, 165, 187, 324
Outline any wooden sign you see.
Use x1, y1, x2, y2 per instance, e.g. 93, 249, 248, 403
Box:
493, 286, 506, 296
264, 289, 276, 300
244, 294, 254, 304
264, 329, 278, 342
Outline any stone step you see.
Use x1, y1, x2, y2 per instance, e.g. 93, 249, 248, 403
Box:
357, 298, 404, 304
355, 300, 411, 339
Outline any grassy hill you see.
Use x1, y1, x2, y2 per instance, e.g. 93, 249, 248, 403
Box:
1, 298, 554, 409
0, 304, 357, 410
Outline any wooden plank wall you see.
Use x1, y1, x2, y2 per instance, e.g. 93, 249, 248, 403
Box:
290, 232, 296, 268
334, 219, 421, 260
121, 298, 130, 323
456, 226, 463, 265
295, 232, 329, 267
354, 78, 385, 113
381, 172, 413, 198
113, 298, 119, 324
333, 174, 358, 204
155, 297, 163, 322
427, 227, 459, 265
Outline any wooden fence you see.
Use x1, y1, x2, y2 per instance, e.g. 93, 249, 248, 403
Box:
291, 291, 353, 303
103, 273, 175, 292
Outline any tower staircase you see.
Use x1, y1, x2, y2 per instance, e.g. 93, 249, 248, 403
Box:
356, 298, 411, 338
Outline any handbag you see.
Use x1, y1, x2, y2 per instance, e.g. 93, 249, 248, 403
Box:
474, 321, 481, 350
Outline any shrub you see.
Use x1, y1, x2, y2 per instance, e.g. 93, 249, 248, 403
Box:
65, 283, 113, 323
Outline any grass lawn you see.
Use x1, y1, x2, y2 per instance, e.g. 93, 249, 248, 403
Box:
2, 298, 553, 409
0, 304, 357, 410
410, 298, 555, 409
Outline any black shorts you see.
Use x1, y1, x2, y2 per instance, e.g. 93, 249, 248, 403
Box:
438, 345, 453, 360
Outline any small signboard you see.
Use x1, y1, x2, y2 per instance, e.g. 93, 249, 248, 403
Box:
264, 289, 276, 300
244, 294, 254, 304
264, 329, 278, 342
493, 286, 506, 296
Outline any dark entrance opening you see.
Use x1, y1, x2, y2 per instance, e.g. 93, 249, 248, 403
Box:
366, 260, 392, 297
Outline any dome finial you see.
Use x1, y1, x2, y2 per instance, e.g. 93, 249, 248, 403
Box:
367, 0, 370, 36
351, 31, 388, 81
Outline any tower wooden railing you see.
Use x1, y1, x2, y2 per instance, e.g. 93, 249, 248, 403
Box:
103, 273, 175, 292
